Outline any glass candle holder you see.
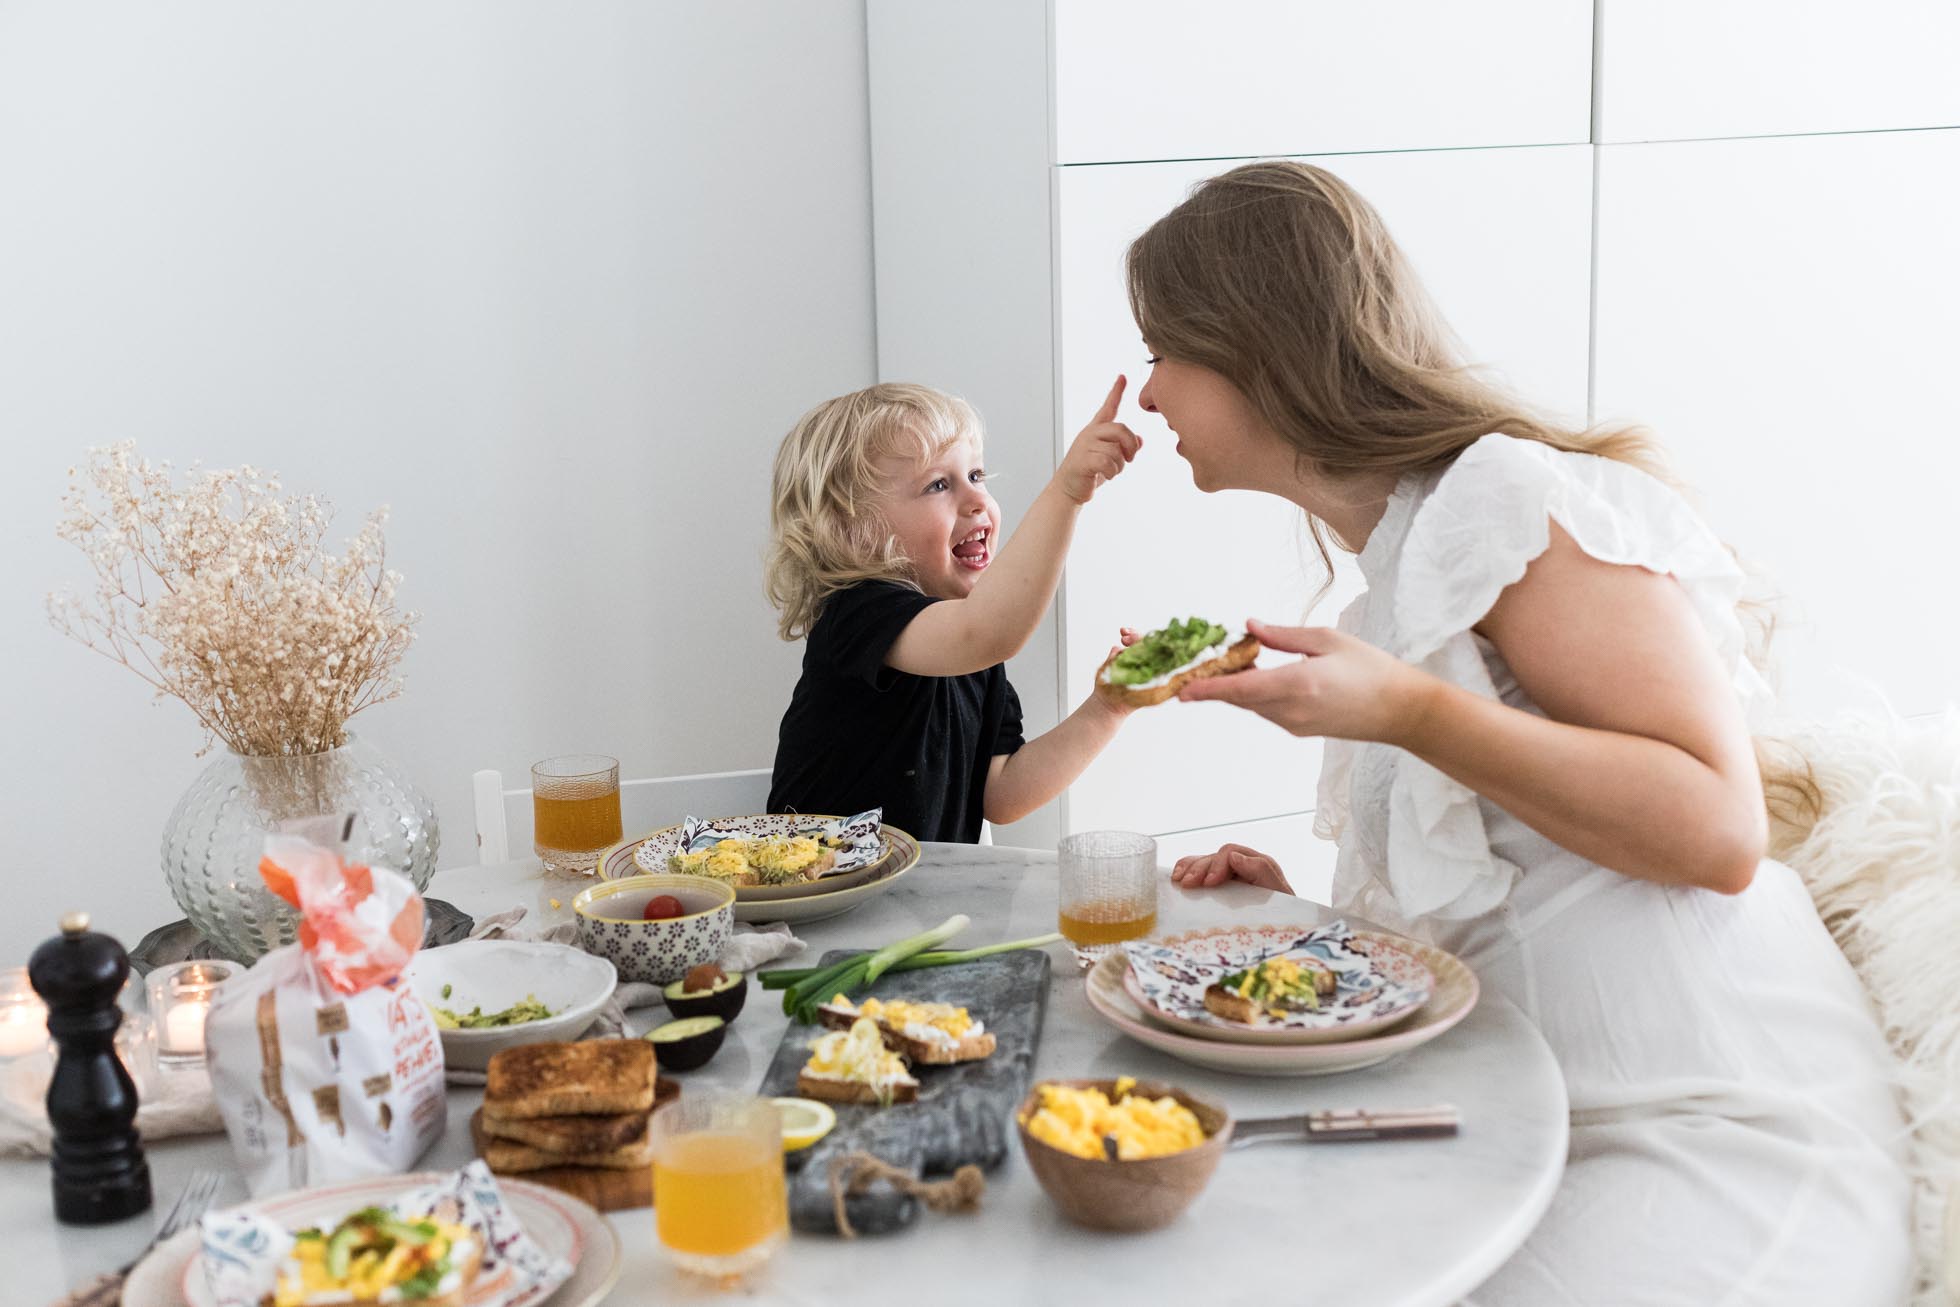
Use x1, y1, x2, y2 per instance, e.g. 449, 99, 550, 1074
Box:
531, 754, 623, 876
0, 966, 52, 1063
146, 960, 235, 1064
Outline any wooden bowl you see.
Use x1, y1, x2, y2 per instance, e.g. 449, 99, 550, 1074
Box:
1015, 1078, 1234, 1231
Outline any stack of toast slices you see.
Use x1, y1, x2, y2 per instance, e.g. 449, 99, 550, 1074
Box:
471, 1039, 677, 1210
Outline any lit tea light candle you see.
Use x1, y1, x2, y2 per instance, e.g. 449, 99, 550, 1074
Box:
146, 960, 235, 1065
0, 967, 50, 1061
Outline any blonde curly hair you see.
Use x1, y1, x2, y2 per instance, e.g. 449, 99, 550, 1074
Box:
765, 383, 983, 640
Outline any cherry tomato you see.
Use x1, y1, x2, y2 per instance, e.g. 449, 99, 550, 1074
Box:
642, 894, 685, 921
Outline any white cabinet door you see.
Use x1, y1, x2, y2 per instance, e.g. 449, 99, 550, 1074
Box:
1053, 0, 1593, 163
1598, 0, 1960, 142
1593, 130, 1960, 719
1152, 812, 1339, 907
1058, 145, 1594, 838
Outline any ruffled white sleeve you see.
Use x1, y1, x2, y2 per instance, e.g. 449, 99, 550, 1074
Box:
1365, 434, 1772, 922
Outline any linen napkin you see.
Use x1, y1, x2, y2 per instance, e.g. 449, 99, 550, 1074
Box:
441, 908, 805, 1084
0, 1057, 224, 1157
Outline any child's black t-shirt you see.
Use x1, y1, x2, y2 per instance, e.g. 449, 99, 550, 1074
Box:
768, 580, 1024, 843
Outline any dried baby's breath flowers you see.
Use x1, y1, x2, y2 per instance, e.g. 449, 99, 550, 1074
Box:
47, 442, 417, 757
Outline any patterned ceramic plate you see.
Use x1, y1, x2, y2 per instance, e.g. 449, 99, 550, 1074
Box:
127, 1172, 620, 1307
1121, 923, 1433, 1046
621, 812, 891, 901
1084, 939, 1479, 1077
598, 824, 923, 924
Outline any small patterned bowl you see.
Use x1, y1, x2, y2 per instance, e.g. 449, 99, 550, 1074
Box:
1016, 1078, 1234, 1231
572, 874, 734, 985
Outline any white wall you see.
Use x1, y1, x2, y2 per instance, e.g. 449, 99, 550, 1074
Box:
0, 2, 878, 962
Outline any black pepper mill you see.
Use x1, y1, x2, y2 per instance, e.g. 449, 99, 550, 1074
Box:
29, 911, 152, 1224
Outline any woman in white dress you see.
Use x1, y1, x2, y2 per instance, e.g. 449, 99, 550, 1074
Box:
1133, 161, 1911, 1304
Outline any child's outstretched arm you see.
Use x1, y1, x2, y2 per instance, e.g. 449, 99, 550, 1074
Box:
983, 689, 1132, 826
886, 377, 1139, 677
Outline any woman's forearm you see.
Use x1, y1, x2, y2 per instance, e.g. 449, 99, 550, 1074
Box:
984, 693, 1127, 826
1391, 679, 1767, 893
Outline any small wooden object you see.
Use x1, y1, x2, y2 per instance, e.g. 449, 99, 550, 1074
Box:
30, 912, 152, 1225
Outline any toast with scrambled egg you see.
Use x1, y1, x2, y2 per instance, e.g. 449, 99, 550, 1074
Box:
1097, 618, 1259, 709
797, 1017, 920, 1105
268, 1206, 481, 1307
669, 835, 838, 887
1202, 955, 1337, 1024
815, 996, 996, 1065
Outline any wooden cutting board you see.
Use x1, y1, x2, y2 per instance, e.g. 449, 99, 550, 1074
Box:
469, 1077, 678, 1212
758, 948, 1050, 1235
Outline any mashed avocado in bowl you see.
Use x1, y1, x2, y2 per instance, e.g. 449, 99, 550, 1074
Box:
1106, 617, 1228, 686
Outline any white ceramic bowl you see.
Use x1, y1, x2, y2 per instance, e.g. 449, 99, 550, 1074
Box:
572, 874, 735, 984
401, 940, 617, 1072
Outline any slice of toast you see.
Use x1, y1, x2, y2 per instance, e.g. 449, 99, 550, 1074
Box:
814, 1003, 996, 1065
1096, 632, 1259, 708
796, 1068, 919, 1105
481, 1129, 657, 1173
1203, 959, 1337, 1024
482, 1105, 648, 1152
484, 1039, 655, 1120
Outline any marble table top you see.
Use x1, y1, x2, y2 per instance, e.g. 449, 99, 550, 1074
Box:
3, 842, 1567, 1307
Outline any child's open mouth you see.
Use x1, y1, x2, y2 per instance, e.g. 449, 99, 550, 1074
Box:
952, 526, 991, 571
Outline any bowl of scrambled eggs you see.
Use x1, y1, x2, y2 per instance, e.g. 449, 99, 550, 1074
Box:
1016, 1077, 1232, 1231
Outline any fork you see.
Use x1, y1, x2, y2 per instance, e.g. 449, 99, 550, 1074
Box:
58, 1169, 225, 1307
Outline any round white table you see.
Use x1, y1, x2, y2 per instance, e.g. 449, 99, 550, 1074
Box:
4, 843, 1568, 1307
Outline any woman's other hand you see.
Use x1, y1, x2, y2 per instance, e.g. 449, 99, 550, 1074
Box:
1170, 843, 1294, 894
1178, 618, 1437, 744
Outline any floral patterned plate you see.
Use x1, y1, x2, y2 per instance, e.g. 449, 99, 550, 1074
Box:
621, 812, 893, 902
1121, 922, 1433, 1046
126, 1169, 620, 1307
598, 824, 922, 924
1083, 940, 1479, 1077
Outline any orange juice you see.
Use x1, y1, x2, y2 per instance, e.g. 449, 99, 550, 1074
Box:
653, 1131, 787, 1257
1059, 898, 1157, 946
533, 790, 623, 854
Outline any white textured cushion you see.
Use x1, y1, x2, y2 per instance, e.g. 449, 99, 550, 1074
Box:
1769, 710, 1960, 1306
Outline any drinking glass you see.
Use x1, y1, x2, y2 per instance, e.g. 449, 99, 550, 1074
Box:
531, 755, 623, 876
1058, 830, 1160, 964
651, 1093, 787, 1281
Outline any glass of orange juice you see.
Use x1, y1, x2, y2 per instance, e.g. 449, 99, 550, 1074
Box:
1058, 830, 1159, 964
531, 755, 623, 875
651, 1093, 787, 1281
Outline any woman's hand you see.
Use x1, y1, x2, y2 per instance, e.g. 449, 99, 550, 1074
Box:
1052, 376, 1142, 505
1170, 843, 1294, 895
1178, 618, 1438, 745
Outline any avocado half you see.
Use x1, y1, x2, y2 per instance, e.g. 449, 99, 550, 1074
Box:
646, 1015, 726, 1072
662, 968, 748, 1024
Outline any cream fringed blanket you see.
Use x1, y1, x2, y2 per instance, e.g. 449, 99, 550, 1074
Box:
1767, 711, 1960, 1306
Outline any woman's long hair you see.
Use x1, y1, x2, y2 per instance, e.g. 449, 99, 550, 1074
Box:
1127, 159, 1814, 816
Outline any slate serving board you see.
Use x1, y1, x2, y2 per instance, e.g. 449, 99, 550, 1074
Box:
758, 948, 1051, 1235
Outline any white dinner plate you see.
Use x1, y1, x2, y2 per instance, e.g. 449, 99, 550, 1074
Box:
123, 1173, 620, 1307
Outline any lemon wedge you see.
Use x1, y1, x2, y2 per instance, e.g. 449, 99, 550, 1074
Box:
771, 1097, 836, 1152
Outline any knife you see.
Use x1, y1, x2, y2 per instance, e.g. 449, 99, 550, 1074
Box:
1228, 1104, 1460, 1149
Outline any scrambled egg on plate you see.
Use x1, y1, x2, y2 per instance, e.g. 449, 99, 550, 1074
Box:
1021, 1077, 1208, 1161
669, 835, 824, 884
840, 996, 979, 1040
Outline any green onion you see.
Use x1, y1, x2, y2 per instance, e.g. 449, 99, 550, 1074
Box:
863, 914, 968, 984
763, 927, 1064, 1022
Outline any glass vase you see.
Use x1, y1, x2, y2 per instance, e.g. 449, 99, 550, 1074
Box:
160, 735, 440, 961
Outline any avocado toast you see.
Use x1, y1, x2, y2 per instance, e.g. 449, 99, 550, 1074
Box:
1097, 617, 1258, 708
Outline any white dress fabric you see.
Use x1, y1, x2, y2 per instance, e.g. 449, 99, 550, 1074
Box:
1317, 435, 1912, 1305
